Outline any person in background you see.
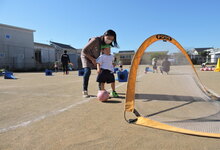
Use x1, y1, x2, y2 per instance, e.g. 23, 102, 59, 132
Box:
118, 60, 123, 71
202, 62, 207, 68
81, 29, 119, 98
160, 57, 171, 74
61, 50, 70, 75
152, 58, 158, 73
54, 61, 59, 72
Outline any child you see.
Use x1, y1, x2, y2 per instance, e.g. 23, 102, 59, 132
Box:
54, 61, 59, 72
145, 66, 149, 74
118, 61, 123, 71
152, 58, 158, 73
96, 44, 119, 98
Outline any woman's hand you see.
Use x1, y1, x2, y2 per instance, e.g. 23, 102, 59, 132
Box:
91, 58, 97, 66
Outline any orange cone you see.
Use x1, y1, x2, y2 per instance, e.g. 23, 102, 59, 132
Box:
214, 58, 220, 72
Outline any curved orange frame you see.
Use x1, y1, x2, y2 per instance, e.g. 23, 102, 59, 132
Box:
125, 34, 220, 138
125, 34, 200, 112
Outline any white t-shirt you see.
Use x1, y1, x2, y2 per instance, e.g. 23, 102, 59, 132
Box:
96, 54, 114, 72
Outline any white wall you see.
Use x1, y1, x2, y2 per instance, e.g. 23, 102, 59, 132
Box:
34, 44, 55, 63
0, 24, 35, 70
41, 49, 55, 63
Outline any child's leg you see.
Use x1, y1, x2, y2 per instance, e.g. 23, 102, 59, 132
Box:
98, 82, 105, 90
111, 82, 115, 91
110, 82, 119, 97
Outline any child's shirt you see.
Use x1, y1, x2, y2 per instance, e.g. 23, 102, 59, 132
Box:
96, 54, 114, 72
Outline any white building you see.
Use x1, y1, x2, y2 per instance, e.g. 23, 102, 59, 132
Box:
50, 41, 81, 69
206, 48, 220, 63
189, 47, 213, 64
0, 23, 82, 71
34, 42, 56, 70
0, 23, 35, 71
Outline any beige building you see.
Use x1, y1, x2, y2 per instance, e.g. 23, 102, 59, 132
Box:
0, 23, 35, 71
114, 50, 135, 65
114, 50, 168, 65
141, 51, 169, 65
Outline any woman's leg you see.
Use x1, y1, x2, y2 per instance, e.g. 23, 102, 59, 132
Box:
83, 67, 91, 91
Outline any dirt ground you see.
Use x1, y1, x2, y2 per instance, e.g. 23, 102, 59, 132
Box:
0, 66, 220, 150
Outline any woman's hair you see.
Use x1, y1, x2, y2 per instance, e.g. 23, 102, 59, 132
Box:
102, 29, 119, 48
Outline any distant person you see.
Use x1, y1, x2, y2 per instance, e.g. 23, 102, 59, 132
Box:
68, 63, 74, 71
81, 29, 119, 98
96, 45, 119, 98
145, 66, 149, 74
119, 64, 123, 71
201, 62, 207, 68
117, 60, 123, 71
160, 57, 171, 74
61, 50, 70, 75
54, 61, 59, 72
152, 58, 158, 73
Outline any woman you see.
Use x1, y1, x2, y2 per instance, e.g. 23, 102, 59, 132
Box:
81, 29, 119, 98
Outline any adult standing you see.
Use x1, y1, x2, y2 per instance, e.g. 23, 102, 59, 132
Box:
81, 29, 119, 97
160, 57, 171, 74
61, 50, 70, 75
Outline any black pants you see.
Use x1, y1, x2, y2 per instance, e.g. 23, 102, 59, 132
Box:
62, 63, 68, 74
83, 67, 91, 91
96, 69, 115, 83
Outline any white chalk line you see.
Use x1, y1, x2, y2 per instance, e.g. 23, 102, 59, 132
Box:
0, 81, 128, 133
0, 98, 90, 133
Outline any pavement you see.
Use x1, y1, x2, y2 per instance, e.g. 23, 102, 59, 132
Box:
0, 66, 220, 150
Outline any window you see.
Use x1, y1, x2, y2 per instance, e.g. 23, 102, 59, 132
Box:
120, 55, 125, 59
0, 53, 5, 58
120, 55, 131, 59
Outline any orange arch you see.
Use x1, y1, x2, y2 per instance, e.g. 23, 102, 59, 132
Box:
125, 34, 220, 138
125, 34, 198, 112
124, 34, 220, 138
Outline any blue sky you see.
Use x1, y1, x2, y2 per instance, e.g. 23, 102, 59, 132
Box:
0, 0, 220, 53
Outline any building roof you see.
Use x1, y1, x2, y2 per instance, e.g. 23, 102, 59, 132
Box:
194, 47, 213, 53
118, 50, 135, 53
50, 41, 76, 49
34, 42, 54, 48
146, 51, 168, 53
0, 23, 35, 32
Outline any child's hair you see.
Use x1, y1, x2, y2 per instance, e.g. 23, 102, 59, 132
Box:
101, 45, 111, 54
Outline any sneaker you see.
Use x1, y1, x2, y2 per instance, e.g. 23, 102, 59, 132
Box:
111, 91, 119, 98
82, 91, 89, 98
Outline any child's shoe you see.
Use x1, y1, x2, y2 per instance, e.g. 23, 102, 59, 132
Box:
111, 91, 119, 98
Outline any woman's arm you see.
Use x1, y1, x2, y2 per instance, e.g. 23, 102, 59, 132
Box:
82, 38, 98, 65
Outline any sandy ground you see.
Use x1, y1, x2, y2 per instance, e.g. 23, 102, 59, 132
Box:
0, 66, 220, 150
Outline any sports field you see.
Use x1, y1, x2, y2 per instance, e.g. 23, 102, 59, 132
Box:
0, 66, 220, 150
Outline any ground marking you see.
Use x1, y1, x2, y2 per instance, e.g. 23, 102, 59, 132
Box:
0, 80, 129, 133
